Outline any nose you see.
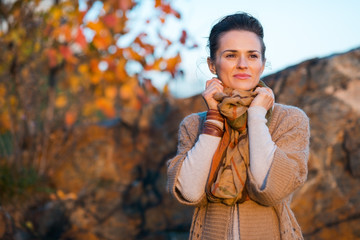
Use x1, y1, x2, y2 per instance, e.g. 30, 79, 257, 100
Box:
236, 55, 248, 69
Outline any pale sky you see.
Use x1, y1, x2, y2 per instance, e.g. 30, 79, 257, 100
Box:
165, 0, 360, 97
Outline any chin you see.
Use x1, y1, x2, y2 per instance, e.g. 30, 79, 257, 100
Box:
232, 84, 254, 91
231, 81, 259, 91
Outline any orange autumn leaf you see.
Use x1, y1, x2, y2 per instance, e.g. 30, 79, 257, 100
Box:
47, 48, 59, 68
0, 83, 5, 97
0, 112, 11, 132
60, 25, 72, 42
102, 2, 112, 12
105, 86, 118, 99
143, 78, 159, 95
160, 3, 171, 14
157, 32, 172, 47
115, 59, 128, 81
134, 35, 154, 55
165, 53, 181, 77
159, 3, 181, 18
82, 103, 96, 117
131, 97, 142, 110
55, 95, 67, 108
90, 59, 100, 73
59, 45, 77, 64
69, 75, 81, 92
103, 71, 115, 82
163, 83, 170, 95
78, 10, 87, 23
66, 192, 77, 200
145, 58, 164, 71
173, 11, 181, 19
59, 45, 72, 60
65, 111, 77, 127
50, 7, 62, 22
113, 15, 128, 33
78, 64, 88, 74
55, 190, 77, 200
136, 85, 149, 104
125, 48, 143, 62
92, 34, 112, 50
56, 189, 65, 199
75, 28, 87, 49
102, 13, 117, 28
165, 39, 172, 48
87, 21, 104, 34
52, 25, 72, 42
118, 0, 134, 11
96, 98, 116, 118
180, 30, 187, 44
91, 74, 102, 84
155, 0, 162, 8
9, 95, 17, 109
119, 83, 133, 101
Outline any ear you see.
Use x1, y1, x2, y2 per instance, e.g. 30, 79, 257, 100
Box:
207, 57, 216, 75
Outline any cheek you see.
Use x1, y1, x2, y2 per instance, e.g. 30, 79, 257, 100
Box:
216, 60, 232, 73
253, 63, 265, 75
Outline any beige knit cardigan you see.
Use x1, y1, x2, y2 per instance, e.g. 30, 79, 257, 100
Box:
167, 103, 310, 239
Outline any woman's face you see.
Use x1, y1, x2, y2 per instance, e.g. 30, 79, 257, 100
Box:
208, 30, 265, 90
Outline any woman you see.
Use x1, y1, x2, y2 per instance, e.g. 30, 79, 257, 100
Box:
167, 12, 310, 240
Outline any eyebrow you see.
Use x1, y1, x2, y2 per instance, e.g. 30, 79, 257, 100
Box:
221, 49, 261, 55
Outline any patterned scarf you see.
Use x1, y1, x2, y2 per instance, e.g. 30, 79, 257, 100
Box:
205, 81, 272, 206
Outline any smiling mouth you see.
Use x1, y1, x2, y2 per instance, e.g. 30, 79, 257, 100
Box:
233, 74, 251, 79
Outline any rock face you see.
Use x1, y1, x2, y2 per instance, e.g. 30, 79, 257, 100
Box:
2, 48, 360, 240
2, 95, 208, 240
263, 47, 360, 239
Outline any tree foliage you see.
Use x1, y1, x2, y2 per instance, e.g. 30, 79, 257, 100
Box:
0, 0, 195, 174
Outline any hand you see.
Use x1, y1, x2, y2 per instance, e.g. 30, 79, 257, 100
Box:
202, 78, 224, 110
250, 87, 275, 110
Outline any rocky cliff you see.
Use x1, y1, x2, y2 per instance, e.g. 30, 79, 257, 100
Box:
1, 47, 360, 240
264, 48, 360, 239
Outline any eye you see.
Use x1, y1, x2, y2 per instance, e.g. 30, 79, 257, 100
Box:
225, 54, 236, 58
249, 54, 259, 59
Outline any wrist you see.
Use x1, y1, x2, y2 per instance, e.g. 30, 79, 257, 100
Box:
206, 109, 224, 122
202, 121, 223, 137
202, 110, 224, 137
207, 102, 219, 111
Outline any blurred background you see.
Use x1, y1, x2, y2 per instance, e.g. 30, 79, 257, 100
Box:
0, 0, 360, 239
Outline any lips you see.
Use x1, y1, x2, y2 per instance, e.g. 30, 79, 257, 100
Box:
233, 73, 251, 79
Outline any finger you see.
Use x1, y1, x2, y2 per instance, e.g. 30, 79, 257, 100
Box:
265, 88, 275, 99
211, 81, 224, 92
263, 87, 273, 95
204, 85, 223, 97
203, 82, 224, 100
206, 78, 222, 88
254, 87, 266, 94
255, 87, 272, 96
260, 87, 275, 100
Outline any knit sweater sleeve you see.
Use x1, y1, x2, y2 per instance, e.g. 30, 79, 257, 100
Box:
166, 112, 208, 206
246, 105, 310, 206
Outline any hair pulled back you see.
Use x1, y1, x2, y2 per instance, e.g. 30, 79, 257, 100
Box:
208, 12, 266, 61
